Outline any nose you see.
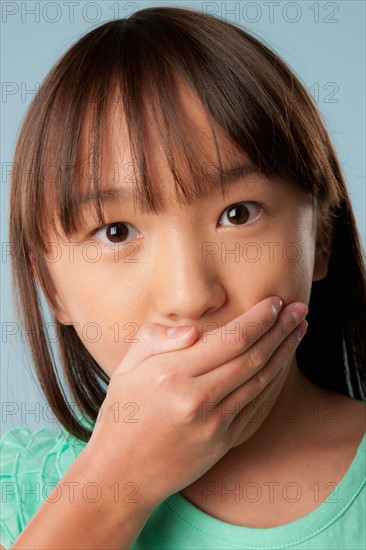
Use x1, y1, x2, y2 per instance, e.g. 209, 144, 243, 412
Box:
150, 230, 226, 324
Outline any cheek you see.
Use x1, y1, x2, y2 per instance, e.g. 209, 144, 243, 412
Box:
284, 224, 317, 304
71, 288, 140, 376
234, 230, 316, 309
46, 257, 141, 376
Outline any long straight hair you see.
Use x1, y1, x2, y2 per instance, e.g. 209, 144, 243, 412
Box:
9, 6, 366, 442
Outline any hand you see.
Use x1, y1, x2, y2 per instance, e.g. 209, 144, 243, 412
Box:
84, 296, 308, 510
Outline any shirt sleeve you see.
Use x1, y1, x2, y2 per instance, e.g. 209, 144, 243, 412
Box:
0, 426, 85, 547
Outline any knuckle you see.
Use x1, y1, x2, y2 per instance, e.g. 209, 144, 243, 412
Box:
282, 320, 297, 339
206, 416, 226, 439
249, 392, 263, 410
175, 395, 201, 423
200, 412, 224, 442
176, 389, 214, 425
247, 345, 264, 370
254, 365, 271, 388
155, 364, 175, 388
138, 323, 153, 342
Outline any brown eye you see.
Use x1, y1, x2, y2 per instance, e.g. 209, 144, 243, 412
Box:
219, 202, 262, 226
106, 223, 129, 243
92, 222, 141, 245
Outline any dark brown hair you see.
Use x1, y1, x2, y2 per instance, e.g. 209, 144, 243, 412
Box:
9, 6, 366, 442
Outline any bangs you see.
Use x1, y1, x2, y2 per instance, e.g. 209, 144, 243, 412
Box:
57, 70, 252, 239
14, 7, 342, 254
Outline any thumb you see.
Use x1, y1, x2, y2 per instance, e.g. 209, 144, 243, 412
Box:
114, 323, 198, 375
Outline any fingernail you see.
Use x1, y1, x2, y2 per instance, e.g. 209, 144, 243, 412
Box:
292, 304, 308, 324
295, 321, 308, 341
167, 326, 195, 339
271, 297, 283, 316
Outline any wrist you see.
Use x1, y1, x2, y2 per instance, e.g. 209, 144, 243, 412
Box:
75, 446, 159, 520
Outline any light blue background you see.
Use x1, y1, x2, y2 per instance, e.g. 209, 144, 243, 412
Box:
1, 1, 365, 432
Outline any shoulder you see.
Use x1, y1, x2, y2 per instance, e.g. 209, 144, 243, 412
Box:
330, 393, 365, 440
0, 426, 87, 547
308, 387, 366, 445
1, 425, 59, 453
1, 425, 87, 476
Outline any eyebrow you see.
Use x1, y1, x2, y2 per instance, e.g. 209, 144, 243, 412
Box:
79, 163, 262, 207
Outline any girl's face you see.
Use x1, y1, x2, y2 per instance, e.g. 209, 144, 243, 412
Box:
42, 84, 328, 445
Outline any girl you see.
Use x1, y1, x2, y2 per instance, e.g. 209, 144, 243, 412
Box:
1, 6, 365, 549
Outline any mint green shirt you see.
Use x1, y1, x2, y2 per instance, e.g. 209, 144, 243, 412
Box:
1, 425, 365, 549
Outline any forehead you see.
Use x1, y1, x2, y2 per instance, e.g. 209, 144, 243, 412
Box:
77, 78, 253, 205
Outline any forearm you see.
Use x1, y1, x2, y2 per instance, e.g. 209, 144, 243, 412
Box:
10, 449, 154, 549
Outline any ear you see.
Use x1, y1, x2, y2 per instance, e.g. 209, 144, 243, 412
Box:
312, 218, 334, 282
312, 247, 329, 282
29, 252, 72, 325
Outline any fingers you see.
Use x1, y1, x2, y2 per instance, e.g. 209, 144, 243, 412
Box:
113, 323, 199, 375
227, 322, 303, 423
195, 304, 308, 404
185, 296, 284, 377
113, 295, 282, 377
112, 295, 306, 387
227, 364, 287, 445
202, 318, 308, 442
